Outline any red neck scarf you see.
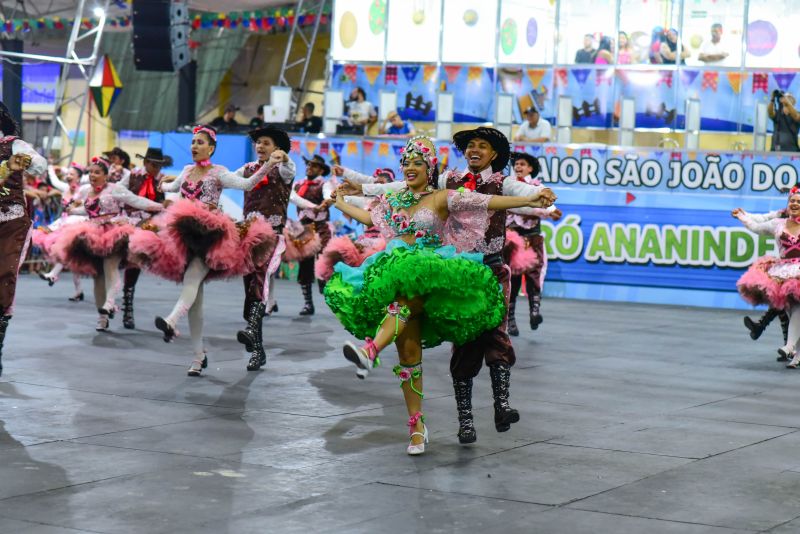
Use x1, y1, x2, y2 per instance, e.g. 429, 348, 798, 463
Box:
138, 174, 157, 200
252, 162, 270, 191
461, 172, 479, 191
297, 177, 320, 197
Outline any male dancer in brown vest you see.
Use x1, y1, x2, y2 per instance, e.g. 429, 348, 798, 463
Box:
235, 127, 296, 371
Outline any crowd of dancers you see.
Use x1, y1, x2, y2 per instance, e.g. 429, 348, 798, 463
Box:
1, 96, 564, 455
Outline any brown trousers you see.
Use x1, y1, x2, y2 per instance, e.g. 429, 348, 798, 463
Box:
450, 262, 516, 379
0, 215, 31, 313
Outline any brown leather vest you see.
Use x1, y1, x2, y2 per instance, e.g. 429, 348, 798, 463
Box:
243, 161, 293, 229
294, 178, 329, 222
127, 169, 165, 203
445, 169, 506, 255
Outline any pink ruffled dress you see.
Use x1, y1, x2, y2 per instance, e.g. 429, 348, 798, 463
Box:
737, 214, 800, 309
50, 184, 160, 276
128, 163, 278, 282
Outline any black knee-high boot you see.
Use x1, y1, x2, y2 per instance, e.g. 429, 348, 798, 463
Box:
529, 291, 543, 330
489, 363, 520, 432
122, 286, 135, 329
743, 308, 780, 341
780, 310, 790, 345
246, 305, 267, 371
299, 283, 315, 316
238, 301, 265, 352
0, 314, 10, 377
453, 378, 477, 444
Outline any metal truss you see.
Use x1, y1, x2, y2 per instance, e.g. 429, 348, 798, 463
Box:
277, 0, 329, 116
0, 0, 111, 163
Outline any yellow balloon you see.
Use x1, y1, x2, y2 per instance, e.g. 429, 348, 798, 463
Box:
463, 9, 478, 26
690, 34, 703, 49
412, 9, 425, 25
339, 11, 357, 49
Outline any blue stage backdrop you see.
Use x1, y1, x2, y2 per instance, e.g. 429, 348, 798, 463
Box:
151, 132, 797, 310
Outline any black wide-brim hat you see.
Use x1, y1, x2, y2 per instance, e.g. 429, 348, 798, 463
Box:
135, 147, 168, 164
453, 127, 511, 173
248, 126, 291, 153
302, 154, 331, 177
511, 151, 540, 178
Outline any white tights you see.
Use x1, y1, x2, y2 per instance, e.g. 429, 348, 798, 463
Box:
73, 273, 83, 295
166, 257, 210, 355
46, 262, 64, 279
781, 304, 800, 354
93, 255, 122, 311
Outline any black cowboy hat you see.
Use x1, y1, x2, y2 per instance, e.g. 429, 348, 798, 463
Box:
102, 146, 131, 167
453, 127, 511, 173
511, 151, 541, 178
302, 154, 331, 177
248, 126, 291, 153
135, 147, 169, 164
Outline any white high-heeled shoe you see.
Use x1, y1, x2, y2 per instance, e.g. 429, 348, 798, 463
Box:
407, 424, 429, 456
343, 340, 378, 378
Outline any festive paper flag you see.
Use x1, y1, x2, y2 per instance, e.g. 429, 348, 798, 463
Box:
378, 143, 389, 156
572, 69, 590, 86
595, 69, 612, 86
485, 69, 495, 84
527, 68, 546, 88
726, 72, 747, 94
305, 141, 317, 154
385, 65, 398, 84
752, 73, 769, 94
681, 70, 699, 87
774, 72, 796, 92
658, 71, 673, 88
564, 147, 574, 157
580, 148, 592, 158
392, 144, 404, 156
88, 55, 122, 117
554, 68, 568, 87
444, 65, 462, 83
344, 64, 357, 82
423, 65, 438, 82
332, 142, 344, 154
319, 141, 329, 155
347, 141, 358, 155
362, 140, 375, 155
362, 66, 382, 85
401, 66, 420, 82
291, 140, 301, 153
702, 71, 719, 92
467, 66, 483, 83
332, 64, 343, 81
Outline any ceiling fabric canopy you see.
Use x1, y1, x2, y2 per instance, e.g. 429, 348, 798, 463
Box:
0, 0, 292, 18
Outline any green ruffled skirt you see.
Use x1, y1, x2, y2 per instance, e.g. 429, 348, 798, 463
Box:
324, 239, 506, 348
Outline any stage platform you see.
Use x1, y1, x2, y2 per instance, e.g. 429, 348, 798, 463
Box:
2, 274, 800, 533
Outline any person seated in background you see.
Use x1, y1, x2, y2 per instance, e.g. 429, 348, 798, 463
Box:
210, 104, 240, 131
698, 23, 730, 66
514, 107, 552, 143
594, 36, 614, 64
574, 34, 596, 64
660, 28, 690, 64
346, 87, 377, 130
249, 106, 266, 128
299, 102, 322, 133
379, 110, 416, 137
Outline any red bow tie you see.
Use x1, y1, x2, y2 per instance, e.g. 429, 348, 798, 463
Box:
138, 175, 157, 201
462, 172, 479, 191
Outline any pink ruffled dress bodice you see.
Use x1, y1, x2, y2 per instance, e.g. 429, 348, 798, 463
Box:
84, 187, 125, 221
179, 173, 224, 206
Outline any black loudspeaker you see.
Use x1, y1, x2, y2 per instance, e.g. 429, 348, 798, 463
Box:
132, 0, 190, 72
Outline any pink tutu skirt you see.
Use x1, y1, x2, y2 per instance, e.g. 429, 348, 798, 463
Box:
737, 256, 800, 309
282, 219, 323, 262
128, 199, 277, 282
504, 229, 541, 276
50, 220, 134, 276
315, 234, 387, 281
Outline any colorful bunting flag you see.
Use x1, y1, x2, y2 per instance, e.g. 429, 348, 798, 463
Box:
726, 72, 747, 94
319, 141, 329, 155
702, 71, 718, 91
658, 71, 673, 88
401, 66, 420, 82
385, 65, 398, 84
774, 72, 796, 92
378, 143, 389, 156
305, 141, 317, 154
444, 65, 462, 83
291, 140, 301, 154
392, 144, 404, 156
332, 142, 345, 154
423, 65, 438, 83
467, 66, 483, 83
554, 68, 568, 88
332, 64, 343, 81
681, 70, 699, 87
527, 68, 546, 89
343, 65, 358, 83
362, 140, 375, 155
572, 69, 590, 86
752, 73, 769, 93
347, 142, 358, 155
362, 66, 382, 85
